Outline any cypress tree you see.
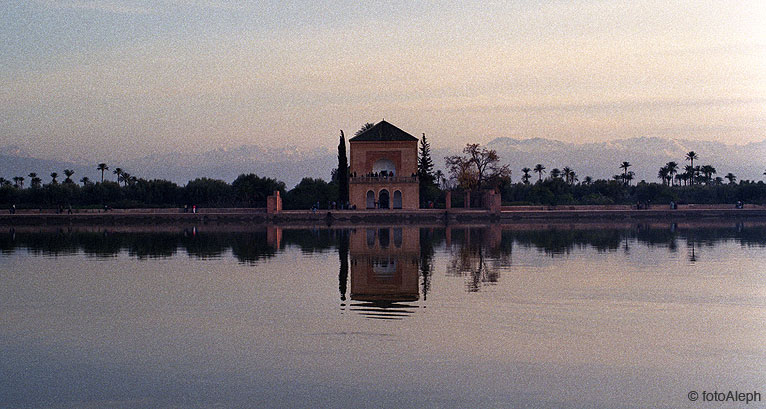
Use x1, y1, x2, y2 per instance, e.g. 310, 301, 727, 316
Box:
338, 130, 349, 204
418, 133, 435, 185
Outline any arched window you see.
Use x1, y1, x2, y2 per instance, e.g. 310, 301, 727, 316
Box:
393, 190, 402, 209
366, 190, 375, 209
366, 229, 376, 248
393, 228, 403, 248
373, 159, 396, 176
378, 189, 390, 209
378, 228, 390, 248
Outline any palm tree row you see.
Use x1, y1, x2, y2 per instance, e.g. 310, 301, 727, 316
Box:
4, 163, 137, 190
656, 152, 730, 186
519, 164, 581, 185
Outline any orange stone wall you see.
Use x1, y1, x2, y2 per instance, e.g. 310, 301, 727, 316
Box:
349, 141, 418, 177
348, 140, 420, 210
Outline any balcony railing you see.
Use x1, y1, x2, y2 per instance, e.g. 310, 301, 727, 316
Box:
350, 176, 418, 184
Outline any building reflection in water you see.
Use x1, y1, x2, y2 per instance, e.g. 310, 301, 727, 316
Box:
346, 227, 421, 320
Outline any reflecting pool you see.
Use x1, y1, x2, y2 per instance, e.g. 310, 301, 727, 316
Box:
1, 222, 765, 408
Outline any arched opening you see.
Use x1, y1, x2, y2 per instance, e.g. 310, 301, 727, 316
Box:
373, 159, 396, 177
366, 190, 375, 209
393, 190, 402, 209
378, 189, 390, 209
366, 229, 376, 248
378, 228, 390, 248
393, 228, 403, 248
372, 257, 396, 281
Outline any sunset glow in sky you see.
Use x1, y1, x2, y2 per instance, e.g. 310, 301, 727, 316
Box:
1, 0, 764, 161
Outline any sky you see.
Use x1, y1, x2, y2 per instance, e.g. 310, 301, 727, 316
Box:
1, 0, 764, 162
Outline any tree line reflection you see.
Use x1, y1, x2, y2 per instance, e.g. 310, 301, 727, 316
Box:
2, 223, 764, 261
3, 223, 765, 318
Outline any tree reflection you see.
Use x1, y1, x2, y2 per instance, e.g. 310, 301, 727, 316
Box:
446, 227, 508, 292
1, 223, 765, 266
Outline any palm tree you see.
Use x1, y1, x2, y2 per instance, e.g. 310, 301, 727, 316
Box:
533, 164, 546, 182
725, 173, 736, 184
521, 167, 531, 184
550, 168, 561, 180
97, 163, 109, 183
658, 166, 669, 186
570, 171, 578, 185
113, 167, 123, 183
80, 177, 92, 186
700, 165, 716, 184
685, 151, 698, 184
583, 176, 593, 185
665, 161, 678, 186
713, 176, 723, 185
50, 172, 58, 184
63, 169, 75, 184
28, 172, 42, 188
12, 176, 24, 188
620, 161, 631, 185
625, 171, 635, 186
684, 165, 695, 186
562, 167, 573, 184
119, 171, 131, 187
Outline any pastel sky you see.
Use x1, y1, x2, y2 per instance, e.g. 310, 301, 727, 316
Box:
1, 0, 764, 161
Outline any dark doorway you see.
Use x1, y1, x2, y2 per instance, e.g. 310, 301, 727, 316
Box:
379, 189, 390, 209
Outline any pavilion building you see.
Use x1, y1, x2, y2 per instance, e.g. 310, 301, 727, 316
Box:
348, 121, 419, 210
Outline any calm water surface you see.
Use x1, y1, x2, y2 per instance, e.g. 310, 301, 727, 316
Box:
1, 223, 765, 408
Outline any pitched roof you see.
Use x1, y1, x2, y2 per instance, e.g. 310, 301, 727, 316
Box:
348, 120, 419, 142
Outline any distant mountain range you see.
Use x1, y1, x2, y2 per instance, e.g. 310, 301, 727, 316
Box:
1, 137, 764, 188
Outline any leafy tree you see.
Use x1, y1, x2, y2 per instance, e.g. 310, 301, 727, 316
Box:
445, 144, 510, 191
725, 173, 736, 184
337, 130, 349, 204
283, 178, 337, 210
80, 177, 92, 186
185, 178, 234, 206
50, 172, 58, 184
231, 173, 285, 207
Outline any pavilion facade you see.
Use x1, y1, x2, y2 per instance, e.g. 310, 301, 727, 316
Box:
348, 121, 419, 210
